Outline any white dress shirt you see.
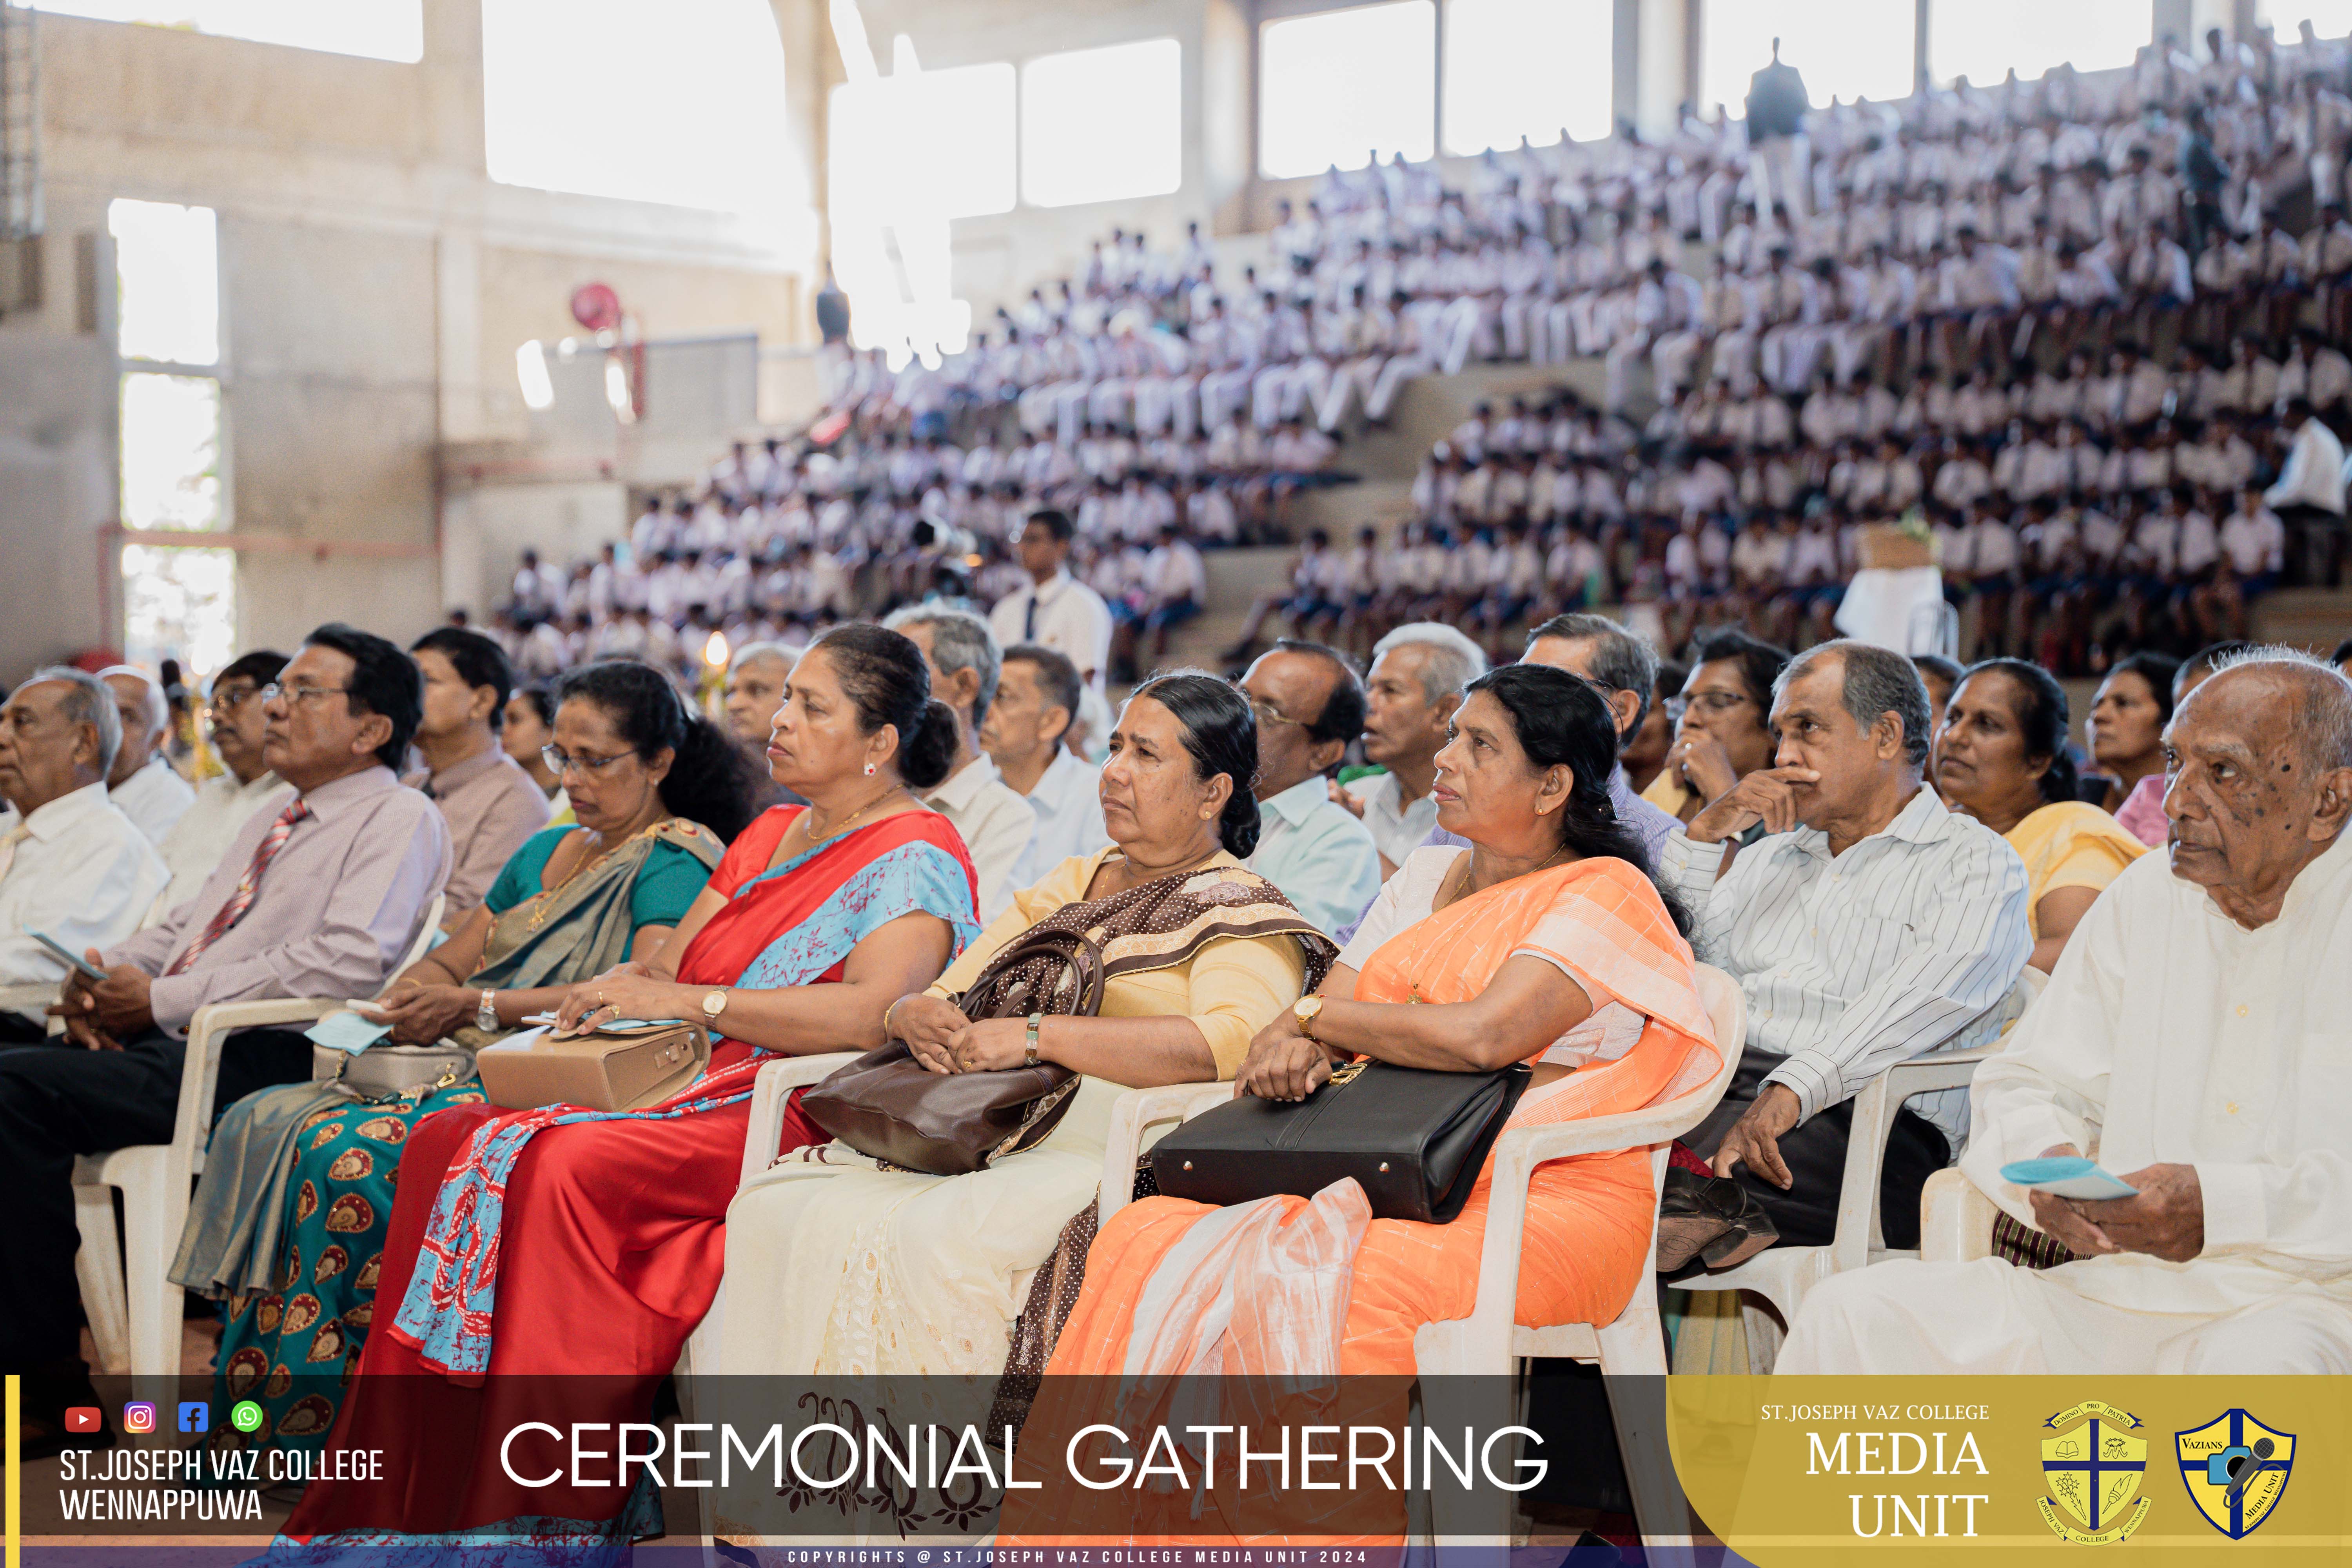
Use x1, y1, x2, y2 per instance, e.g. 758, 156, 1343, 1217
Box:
922, 755, 1037, 924
2265, 418, 2348, 515
1345, 770, 1440, 871
0, 781, 168, 1024
1658, 784, 2032, 1144
110, 755, 196, 846
987, 570, 1116, 691
1247, 774, 1383, 940
158, 769, 296, 910
1961, 831, 2352, 1317
1006, 747, 1110, 894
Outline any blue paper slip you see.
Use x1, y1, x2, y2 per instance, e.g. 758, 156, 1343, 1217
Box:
522, 1013, 688, 1031
306, 1011, 394, 1055
1998, 1156, 2140, 1201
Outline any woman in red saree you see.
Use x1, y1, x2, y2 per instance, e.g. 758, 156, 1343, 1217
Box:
276, 628, 980, 1559
1006, 665, 1720, 1549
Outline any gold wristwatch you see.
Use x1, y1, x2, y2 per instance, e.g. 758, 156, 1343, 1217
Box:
1292, 994, 1325, 1041
701, 989, 730, 1026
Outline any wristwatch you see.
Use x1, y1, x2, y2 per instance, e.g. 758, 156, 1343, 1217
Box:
475, 989, 499, 1033
701, 989, 730, 1026
1292, 994, 1325, 1042
1024, 1012, 1044, 1069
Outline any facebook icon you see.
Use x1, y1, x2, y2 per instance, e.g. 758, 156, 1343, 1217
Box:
178, 1401, 209, 1434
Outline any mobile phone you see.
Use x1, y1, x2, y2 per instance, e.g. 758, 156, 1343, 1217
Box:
30, 931, 109, 983
1999, 1156, 2140, 1201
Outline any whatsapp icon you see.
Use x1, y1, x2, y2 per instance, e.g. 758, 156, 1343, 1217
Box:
229, 1401, 265, 1433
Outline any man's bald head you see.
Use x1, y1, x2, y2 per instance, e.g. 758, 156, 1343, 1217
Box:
2162, 650, 2352, 926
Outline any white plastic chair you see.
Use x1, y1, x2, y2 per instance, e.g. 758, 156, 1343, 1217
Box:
1919, 1167, 2001, 1263
1093, 964, 1747, 1553
74, 892, 444, 1379
1663, 966, 2046, 1370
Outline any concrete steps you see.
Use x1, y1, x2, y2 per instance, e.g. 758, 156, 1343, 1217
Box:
2252, 588, 2352, 652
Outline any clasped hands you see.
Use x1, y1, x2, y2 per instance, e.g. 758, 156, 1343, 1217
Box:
2029, 1143, 2205, 1263
49, 948, 155, 1051
888, 993, 1034, 1074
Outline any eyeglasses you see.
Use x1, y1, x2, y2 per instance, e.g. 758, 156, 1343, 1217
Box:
1237, 691, 1308, 731
541, 745, 631, 778
204, 687, 261, 720
1668, 691, 1756, 722
260, 683, 351, 708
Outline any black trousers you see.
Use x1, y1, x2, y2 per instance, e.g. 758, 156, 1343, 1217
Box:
1682, 1047, 1949, 1252
0, 1025, 312, 1374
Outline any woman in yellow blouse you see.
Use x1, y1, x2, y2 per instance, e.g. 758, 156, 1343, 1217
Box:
716, 673, 1335, 1377
1933, 659, 2147, 973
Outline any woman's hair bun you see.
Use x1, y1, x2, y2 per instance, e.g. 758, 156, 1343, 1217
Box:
1217, 787, 1262, 859
898, 696, 960, 792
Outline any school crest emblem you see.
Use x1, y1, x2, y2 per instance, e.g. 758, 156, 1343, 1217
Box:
2176, 1410, 2294, 1539
2038, 1399, 2151, 1544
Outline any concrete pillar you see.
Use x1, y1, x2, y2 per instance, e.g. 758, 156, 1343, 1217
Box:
1629, 0, 1697, 137
1203, 0, 1254, 235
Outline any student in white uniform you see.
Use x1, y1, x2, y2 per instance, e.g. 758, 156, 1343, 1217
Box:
986, 509, 1116, 693
1783, 655, 2352, 1374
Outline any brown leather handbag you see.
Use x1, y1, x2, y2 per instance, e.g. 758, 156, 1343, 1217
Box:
475, 1019, 711, 1111
799, 930, 1105, 1175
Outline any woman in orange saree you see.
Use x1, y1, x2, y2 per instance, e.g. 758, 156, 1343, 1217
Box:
1010, 664, 1720, 1548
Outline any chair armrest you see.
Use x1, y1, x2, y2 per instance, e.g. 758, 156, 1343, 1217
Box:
1100, 1082, 1234, 1227
0, 982, 62, 1035
1830, 1049, 1993, 1270
739, 1052, 862, 1185
175, 998, 346, 1151
1920, 1167, 1998, 1263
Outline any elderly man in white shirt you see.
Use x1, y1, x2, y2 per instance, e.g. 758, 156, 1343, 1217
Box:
1237, 641, 1382, 937
158, 650, 296, 909
986, 509, 1115, 693
1784, 653, 2352, 1373
1341, 623, 1486, 878
1661, 640, 2031, 1256
986, 643, 1110, 891
0, 669, 168, 1038
885, 606, 1036, 922
97, 665, 194, 846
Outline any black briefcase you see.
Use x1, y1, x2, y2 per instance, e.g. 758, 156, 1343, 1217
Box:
1149, 1059, 1532, 1223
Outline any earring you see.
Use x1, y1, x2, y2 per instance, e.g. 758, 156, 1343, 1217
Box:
864, 762, 877, 777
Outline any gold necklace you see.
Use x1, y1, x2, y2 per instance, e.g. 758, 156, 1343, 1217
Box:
801, 784, 907, 850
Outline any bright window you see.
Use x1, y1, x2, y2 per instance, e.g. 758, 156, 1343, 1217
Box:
1700, 0, 1913, 118
829, 62, 1017, 224
2261, 0, 2352, 38
482, 0, 795, 215
120, 375, 237, 675
111, 200, 218, 366
1443, 0, 1613, 152
1021, 39, 1183, 208
33, 0, 422, 61
1259, 2, 1436, 178
111, 196, 235, 674
1931, 0, 2149, 85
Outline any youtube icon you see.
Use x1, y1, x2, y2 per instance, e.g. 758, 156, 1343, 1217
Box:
65, 1407, 103, 1434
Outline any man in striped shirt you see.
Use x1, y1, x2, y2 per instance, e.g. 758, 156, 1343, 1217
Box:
1664, 640, 2032, 1250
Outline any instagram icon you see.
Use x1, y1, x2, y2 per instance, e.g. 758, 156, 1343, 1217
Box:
122, 1402, 156, 1434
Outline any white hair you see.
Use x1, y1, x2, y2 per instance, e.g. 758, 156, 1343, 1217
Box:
2203, 644, 2352, 771
19, 666, 122, 776
1369, 622, 1488, 704
96, 664, 169, 738
727, 640, 799, 676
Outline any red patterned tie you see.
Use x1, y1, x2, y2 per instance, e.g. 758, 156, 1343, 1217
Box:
165, 797, 310, 977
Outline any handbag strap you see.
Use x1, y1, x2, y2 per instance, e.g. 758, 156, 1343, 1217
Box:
958, 928, 1107, 1020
